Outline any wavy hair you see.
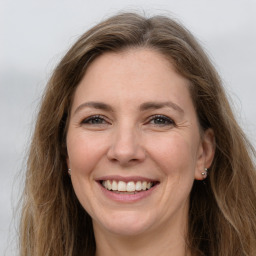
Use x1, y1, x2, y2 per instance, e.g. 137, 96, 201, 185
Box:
20, 12, 256, 256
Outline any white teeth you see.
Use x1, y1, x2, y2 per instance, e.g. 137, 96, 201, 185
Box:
102, 180, 155, 192
112, 180, 118, 191
147, 182, 153, 189
142, 181, 147, 190
107, 180, 112, 190
126, 181, 135, 192
117, 181, 126, 191
135, 181, 142, 191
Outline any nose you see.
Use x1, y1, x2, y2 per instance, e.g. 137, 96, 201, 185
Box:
107, 125, 146, 166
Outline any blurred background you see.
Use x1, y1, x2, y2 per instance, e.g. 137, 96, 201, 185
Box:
1, 0, 255, 254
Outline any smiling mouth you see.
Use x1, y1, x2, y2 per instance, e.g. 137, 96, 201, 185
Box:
100, 180, 159, 194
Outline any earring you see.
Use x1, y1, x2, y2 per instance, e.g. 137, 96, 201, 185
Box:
201, 168, 208, 178
68, 168, 71, 176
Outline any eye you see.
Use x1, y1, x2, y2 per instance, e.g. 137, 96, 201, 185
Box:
148, 115, 175, 126
81, 115, 108, 125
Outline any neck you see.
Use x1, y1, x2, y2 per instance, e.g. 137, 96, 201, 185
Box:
95, 235, 189, 256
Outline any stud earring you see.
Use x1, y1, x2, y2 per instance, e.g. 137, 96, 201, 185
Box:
68, 168, 71, 176
201, 168, 208, 178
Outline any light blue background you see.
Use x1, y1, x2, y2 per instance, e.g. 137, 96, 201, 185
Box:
1, 0, 256, 254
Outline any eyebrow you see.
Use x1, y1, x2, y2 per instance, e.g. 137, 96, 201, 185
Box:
74, 101, 184, 114
74, 101, 114, 114
139, 101, 184, 114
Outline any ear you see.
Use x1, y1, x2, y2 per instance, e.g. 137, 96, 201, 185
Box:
194, 128, 215, 180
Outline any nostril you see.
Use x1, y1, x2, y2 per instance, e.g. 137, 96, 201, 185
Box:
106, 135, 146, 165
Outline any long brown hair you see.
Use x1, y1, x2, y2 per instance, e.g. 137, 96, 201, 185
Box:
20, 12, 256, 255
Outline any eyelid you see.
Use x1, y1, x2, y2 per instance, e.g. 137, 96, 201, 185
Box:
79, 114, 175, 127
81, 114, 110, 125
147, 114, 175, 126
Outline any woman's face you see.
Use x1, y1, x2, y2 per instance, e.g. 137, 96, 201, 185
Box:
66, 48, 214, 237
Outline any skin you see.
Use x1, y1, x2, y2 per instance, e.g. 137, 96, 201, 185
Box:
66, 48, 215, 256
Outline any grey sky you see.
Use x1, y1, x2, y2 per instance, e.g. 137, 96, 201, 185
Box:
1, 0, 256, 254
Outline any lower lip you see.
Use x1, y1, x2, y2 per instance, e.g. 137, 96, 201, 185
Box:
97, 182, 159, 203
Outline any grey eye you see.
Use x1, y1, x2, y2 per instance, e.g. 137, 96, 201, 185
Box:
82, 115, 106, 125
149, 115, 175, 126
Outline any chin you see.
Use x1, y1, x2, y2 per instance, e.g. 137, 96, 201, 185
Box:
94, 210, 155, 236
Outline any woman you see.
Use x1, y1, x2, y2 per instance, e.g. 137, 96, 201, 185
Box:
20, 12, 256, 256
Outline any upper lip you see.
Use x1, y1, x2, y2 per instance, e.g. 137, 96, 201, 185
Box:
95, 175, 159, 183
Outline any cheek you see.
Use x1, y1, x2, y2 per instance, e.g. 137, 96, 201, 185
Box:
67, 132, 108, 174
66, 133, 109, 216
147, 133, 198, 176
144, 133, 198, 220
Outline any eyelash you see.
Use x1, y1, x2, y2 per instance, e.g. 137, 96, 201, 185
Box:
147, 115, 175, 126
81, 114, 175, 127
81, 115, 108, 125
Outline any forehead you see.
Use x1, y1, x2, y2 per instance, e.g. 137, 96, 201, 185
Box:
72, 48, 192, 110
